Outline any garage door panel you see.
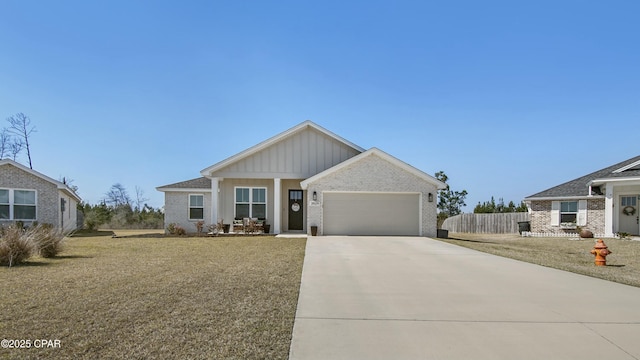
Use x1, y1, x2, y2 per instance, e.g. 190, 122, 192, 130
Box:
323, 193, 419, 236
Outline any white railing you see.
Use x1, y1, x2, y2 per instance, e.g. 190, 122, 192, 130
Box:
522, 231, 607, 238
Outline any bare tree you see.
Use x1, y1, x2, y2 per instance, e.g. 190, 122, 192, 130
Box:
105, 183, 131, 207
7, 113, 36, 169
60, 176, 79, 194
0, 128, 10, 159
9, 139, 23, 161
134, 186, 149, 211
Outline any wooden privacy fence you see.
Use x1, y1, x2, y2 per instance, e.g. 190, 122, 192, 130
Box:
441, 213, 530, 234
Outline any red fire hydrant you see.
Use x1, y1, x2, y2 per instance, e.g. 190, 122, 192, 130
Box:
590, 239, 612, 266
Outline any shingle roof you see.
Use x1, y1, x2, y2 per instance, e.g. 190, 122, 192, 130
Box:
157, 177, 211, 190
525, 155, 640, 199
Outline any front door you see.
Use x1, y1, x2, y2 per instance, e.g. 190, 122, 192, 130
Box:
619, 195, 639, 235
288, 190, 303, 231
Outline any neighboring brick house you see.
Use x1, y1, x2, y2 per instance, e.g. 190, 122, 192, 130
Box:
0, 159, 81, 232
157, 121, 446, 237
524, 155, 640, 237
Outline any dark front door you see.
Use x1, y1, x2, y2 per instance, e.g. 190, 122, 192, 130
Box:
288, 190, 303, 231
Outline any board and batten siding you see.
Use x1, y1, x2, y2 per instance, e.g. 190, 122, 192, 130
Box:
210, 127, 361, 179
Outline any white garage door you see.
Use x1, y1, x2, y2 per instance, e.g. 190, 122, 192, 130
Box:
323, 192, 420, 236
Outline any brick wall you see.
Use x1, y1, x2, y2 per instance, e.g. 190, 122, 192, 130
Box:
163, 192, 211, 233
530, 198, 605, 234
587, 198, 605, 234
0, 164, 59, 227
305, 153, 439, 237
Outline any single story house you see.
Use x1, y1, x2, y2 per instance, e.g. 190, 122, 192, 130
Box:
157, 120, 446, 236
0, 159, 81, 232
524, 155, 640, 237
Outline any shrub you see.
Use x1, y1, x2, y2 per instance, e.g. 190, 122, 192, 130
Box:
0, 224, 35, 267
83, 211, 100, 231
32, 224, 65, 258
167, 223, 186, 236
195, 221, 205, 234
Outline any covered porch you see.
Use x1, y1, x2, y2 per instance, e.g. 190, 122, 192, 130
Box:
208, 177, 308, 235
590, 179, 640, 236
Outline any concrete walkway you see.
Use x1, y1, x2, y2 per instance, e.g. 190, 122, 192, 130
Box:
289, 236, 640, 360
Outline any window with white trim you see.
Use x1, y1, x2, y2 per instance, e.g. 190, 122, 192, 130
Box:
0, 189, 36, 220
0, 189, 9, 219
560, 201, 577, 223
235, 187, 267, 219
189, 194, 204, 220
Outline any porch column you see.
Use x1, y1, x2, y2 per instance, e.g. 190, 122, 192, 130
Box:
211, 177, 220, 225
273, 178, 281, 234
604, 183, 614, 237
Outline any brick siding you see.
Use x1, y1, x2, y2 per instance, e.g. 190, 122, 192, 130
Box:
530, 198, 605, 235
0, 164, 60, 228
163, 192, 211, 233
304, 154, 439, 237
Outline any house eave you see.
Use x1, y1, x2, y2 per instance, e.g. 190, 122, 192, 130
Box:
524, 195, 605, 201
57, 186, 82, 202
156, 187, 212, 193
588, 177, 640, 186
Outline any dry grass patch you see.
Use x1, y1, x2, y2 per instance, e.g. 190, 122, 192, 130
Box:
108, 228, 166, 237
0, 235, 306, 360
439, 233, 640, 287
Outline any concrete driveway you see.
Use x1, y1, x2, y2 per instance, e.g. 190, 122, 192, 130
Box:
289, 236, 640, 360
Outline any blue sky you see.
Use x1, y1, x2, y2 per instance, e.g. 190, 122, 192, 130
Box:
1, 0, 638, 211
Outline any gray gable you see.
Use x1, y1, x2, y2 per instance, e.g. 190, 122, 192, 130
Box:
203, 124, 362, 179
526, 155, 640, 199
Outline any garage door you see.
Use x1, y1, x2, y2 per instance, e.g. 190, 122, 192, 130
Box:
323, 192, 420, 236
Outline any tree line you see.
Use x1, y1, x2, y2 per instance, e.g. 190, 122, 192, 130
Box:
435, 172, 527, 228
79, 183, 164, 230
473, 197, 528, 213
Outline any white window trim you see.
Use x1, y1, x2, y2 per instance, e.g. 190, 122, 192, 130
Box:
552, 200, 588, 228
0, 188, 37, 221
188, 194, 204, 221
234, 187, 267, 219
559, 201, 578, 228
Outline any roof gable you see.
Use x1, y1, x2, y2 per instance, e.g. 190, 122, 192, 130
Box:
525, 155, 640, 199
613, 159, 640, 174
0, 159, 81, 201
300, 148, 447, 190
200, 121, 364, 179
156, 177, 212, 192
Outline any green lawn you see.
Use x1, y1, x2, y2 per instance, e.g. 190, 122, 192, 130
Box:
0, 234, 306, 360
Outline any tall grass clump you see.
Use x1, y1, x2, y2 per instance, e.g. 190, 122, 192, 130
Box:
0, 224, 35, 267
0, 223, 65, 266
32, 224, 65, 258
